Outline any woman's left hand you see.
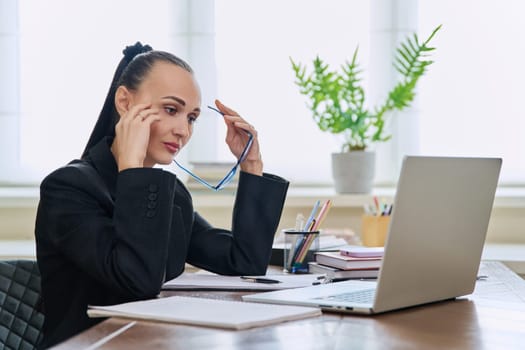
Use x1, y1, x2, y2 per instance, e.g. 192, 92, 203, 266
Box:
215, 100, 263, 176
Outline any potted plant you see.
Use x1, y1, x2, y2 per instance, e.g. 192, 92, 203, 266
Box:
291, 25, 441, 193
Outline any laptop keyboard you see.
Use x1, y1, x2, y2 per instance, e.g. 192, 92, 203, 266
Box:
314, 289, 376, 304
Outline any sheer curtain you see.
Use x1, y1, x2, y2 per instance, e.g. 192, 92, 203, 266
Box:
214, 0, 370, 184
418, 0, 525, 184
13, 0, 525, 186
18, 0, 173, 181
216, 0, 525, 185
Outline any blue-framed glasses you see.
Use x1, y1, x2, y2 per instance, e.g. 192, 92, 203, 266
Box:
173, 105, 254, 191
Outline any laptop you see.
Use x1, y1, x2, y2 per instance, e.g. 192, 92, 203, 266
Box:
243, 156, 502, 314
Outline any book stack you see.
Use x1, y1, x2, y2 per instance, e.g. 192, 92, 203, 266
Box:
310, 245, 384, 280
185, 162, 238, 192
270, 234, 348, 266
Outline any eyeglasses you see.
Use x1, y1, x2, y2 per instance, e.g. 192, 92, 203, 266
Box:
173, 106, 254, 191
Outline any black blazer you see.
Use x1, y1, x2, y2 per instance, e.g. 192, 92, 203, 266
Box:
35, 137, 289, 348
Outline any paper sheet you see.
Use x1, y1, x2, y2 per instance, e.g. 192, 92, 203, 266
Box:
162, 273, 326, 291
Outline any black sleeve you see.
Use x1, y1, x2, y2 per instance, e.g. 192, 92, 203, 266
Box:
37, 165, 177, 298
186, 171, 289, 275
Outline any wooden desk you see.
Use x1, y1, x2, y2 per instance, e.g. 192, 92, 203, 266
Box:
51, 262, 525, 349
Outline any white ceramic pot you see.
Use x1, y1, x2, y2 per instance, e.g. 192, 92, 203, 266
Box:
331, 151, 375, 193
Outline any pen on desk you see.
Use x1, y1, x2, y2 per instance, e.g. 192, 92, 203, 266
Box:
240, 276, 281, 284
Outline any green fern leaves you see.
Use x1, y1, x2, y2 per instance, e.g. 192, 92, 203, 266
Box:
292, 25, 441, 152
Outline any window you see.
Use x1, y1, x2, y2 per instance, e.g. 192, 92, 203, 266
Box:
215, 0, 525, 185
12, 0, 525, 186
215, 0, 370, 184
418, 0, 525, 184
18, 0, 173, 180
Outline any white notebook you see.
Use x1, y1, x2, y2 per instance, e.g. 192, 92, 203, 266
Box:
87, 296, 321, 330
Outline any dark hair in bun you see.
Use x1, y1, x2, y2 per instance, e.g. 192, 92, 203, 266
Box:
123, 42, 153, 61
81, 41, 193, 158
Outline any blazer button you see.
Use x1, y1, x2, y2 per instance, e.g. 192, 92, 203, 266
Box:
147, 201, 157, 209
148, 193, 158, 201
149, 184, 159, 193
146, 210, 155, 218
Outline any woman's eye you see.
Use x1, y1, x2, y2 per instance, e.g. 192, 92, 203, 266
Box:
188, 115, 198, 124
165, 106, 177, 115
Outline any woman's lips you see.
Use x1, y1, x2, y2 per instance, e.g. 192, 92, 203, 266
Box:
163, 142, 180, 154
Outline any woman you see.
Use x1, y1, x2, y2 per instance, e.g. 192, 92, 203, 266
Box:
35, 42, 289, 348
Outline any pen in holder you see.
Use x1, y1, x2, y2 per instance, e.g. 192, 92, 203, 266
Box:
361, 214, 390, 247
283, 229, 320, 274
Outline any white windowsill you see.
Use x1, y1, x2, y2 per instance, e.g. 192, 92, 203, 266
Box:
1, 186, 525, 209
0, 186, 40, 208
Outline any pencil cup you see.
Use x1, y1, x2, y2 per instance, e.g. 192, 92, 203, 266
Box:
361, 215, 390, 247
283, 229, 320, 274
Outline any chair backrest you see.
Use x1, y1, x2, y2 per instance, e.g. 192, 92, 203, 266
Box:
0, 260, 44, 350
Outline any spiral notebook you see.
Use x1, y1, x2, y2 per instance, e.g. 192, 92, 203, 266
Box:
87, 296, 321, 330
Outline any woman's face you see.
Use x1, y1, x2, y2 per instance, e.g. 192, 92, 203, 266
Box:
129, 61, 201, 167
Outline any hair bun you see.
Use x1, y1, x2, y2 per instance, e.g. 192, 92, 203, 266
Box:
123, 41, 153, 61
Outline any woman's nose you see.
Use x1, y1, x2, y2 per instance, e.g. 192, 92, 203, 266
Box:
171, 118, 190, 138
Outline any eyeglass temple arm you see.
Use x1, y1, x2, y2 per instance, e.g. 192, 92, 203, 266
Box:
208, 105, 252, 136
208, 105, 254, 162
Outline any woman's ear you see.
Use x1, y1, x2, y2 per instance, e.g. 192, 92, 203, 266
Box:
115, 86, 132, 117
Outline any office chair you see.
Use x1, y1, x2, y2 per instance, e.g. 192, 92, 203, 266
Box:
0, 260, 44, 350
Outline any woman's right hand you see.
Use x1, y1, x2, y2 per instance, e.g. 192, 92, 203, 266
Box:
111, 103, 160, 171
